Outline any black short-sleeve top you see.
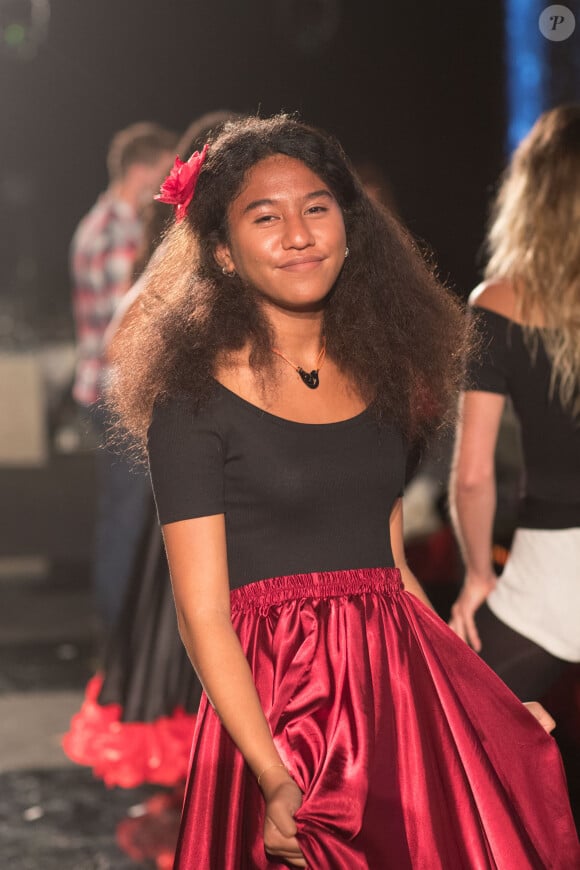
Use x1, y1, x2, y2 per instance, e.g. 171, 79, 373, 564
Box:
466, 307, 580, 528
147, 382, 405, 589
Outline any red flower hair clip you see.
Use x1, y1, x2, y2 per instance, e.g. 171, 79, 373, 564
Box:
155, 143, 209, 223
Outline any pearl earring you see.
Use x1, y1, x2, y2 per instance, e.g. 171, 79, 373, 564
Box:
344, 246, 349, 258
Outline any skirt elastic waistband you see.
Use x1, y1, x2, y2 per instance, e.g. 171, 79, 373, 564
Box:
230, 567, 402, 612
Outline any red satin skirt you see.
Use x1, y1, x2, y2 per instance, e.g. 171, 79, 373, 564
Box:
174, 568, 579, 869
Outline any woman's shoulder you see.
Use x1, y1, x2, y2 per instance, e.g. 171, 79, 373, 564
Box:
469, 279, 546, 329
147, 387, 228, 467
149, 386, 223, 433
468, 279, 518, 320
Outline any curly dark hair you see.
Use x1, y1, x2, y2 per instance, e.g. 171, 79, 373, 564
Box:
108, 113, 469, 452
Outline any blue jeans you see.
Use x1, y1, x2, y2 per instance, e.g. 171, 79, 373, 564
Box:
87, 403, 151, 629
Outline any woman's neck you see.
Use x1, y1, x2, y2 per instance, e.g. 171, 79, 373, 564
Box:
266, 307, 325, 367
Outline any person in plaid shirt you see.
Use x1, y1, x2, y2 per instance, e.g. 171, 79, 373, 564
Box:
71, 121, 177, 629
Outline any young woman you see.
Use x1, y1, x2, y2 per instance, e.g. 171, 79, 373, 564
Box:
449, 105, 580, 701
108, 115, 578, 868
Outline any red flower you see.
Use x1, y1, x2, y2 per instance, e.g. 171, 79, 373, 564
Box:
155, 143, 209, 223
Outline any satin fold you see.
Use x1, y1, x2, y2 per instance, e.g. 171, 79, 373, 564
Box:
174, 568, 579, 869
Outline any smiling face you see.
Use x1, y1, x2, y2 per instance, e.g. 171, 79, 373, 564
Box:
215, 155, 347, 313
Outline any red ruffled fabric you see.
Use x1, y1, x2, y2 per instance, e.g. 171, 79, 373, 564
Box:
116, 788, 184, 869
62, 675, 196, 788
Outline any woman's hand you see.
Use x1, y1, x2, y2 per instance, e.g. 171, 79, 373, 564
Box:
449, 572, 497, 652
523, 701, 556, 734
261, 768, 306, 868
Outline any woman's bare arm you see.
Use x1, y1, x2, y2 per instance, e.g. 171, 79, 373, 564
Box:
162, 514, 306, 866
448, 390, 505, 650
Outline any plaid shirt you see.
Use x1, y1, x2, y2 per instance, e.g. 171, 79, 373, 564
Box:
71, 194, 143, 406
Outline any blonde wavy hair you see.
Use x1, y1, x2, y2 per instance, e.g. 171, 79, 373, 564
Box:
485, 104, 580, 416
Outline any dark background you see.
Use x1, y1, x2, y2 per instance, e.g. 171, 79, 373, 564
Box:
0, 8, 579, 861
0, 0, 506, 340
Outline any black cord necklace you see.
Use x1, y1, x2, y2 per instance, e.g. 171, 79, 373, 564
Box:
272, 339, 326, 390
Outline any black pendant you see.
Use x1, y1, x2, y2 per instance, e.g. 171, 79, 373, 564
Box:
297, 367, 320, 389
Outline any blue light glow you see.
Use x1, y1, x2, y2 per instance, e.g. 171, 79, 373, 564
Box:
505, 0, 546, 152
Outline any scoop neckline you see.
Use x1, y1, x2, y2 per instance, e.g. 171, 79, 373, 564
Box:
212, 379, 373, 428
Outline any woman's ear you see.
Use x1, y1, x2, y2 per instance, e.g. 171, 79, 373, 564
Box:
214, 242, 235, 275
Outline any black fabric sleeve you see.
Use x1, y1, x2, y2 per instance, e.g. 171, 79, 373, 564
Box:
147, 396, 225, 524
465, 308, 509, 395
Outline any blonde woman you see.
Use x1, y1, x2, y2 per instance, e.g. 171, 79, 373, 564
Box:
450, 105, 580, 701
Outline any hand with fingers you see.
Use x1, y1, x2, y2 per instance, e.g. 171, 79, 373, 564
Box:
448, 571, 497, 652
260, 766, 307, 868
